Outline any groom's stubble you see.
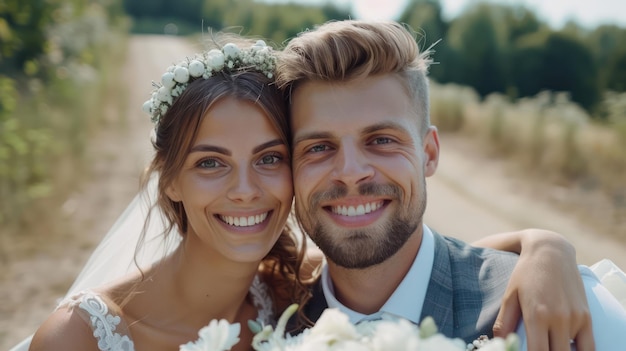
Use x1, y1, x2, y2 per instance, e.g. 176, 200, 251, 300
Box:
295, 181, 426, 269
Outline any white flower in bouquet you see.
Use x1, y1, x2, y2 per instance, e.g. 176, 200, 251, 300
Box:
308, 308, 360, 342
179, 319, 240, 351
183, 304, 518, 351
251, 305, 519, 351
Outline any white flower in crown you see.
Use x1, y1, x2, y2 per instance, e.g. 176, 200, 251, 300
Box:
143, 41, 277, 125
222, 43, 240, 59
173, 66, 189, 83
188, 60, 205, 78
252, 40, 267, 50
161, 71, 176, 89
206, 49, 225, 71
157, 86, 172, 104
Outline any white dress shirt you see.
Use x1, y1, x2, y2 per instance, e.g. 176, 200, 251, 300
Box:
321, 224, 435, 324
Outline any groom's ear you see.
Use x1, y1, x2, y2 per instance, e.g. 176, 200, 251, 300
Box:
165, 183, 182, 202
423, 125, 439, 177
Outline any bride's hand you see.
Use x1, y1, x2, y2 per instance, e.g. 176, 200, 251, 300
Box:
489, 229, 595, 351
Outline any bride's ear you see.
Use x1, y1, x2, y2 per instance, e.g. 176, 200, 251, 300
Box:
165, 183, 182, 202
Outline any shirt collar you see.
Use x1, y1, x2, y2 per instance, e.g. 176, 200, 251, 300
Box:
321, 224, 435, 324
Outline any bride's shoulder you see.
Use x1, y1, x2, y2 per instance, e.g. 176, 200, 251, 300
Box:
30, 291, 105, 350
57, 289, 114, 309
30, 289, 134, 351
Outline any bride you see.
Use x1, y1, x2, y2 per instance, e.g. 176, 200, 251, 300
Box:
13, 32, 619, 350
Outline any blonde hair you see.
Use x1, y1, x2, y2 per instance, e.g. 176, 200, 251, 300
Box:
277, 20, 434, 133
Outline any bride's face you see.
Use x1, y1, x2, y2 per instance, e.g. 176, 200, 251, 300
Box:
166, 96, 293, 263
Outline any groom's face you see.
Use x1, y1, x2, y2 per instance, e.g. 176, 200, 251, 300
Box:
289, 74, 439, 269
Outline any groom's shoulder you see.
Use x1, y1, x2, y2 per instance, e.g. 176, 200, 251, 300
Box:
434, 231, 519, 270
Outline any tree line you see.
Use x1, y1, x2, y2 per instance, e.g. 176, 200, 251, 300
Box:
123, 0, 626, 117
399, 0, 626, 116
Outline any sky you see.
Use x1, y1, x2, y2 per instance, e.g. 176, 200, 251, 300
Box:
263, 0, 626, 29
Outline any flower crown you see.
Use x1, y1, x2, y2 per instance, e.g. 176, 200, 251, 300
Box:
142, 40, 277, 124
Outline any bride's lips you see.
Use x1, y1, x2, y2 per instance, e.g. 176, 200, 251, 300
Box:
215, 210, 273, 233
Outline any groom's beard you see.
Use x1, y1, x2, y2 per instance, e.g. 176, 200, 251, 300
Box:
296, 182, 425, 269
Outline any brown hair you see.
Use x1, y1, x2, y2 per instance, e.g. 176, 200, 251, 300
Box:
135, 37, 309, 317
277, 20, 434, 134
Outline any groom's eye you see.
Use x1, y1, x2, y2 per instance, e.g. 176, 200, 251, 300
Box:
308, 144, 329, 153
371, 137, 392, 145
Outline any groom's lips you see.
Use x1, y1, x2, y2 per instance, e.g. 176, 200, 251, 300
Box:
322, 199, 390, 228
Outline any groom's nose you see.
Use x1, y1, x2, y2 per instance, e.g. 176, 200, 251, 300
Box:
331, 139, 375, 187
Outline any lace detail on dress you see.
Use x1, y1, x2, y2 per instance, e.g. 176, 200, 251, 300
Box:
249, 275, 275, 326
58, 291, 134, 351
56, 276, 273, 349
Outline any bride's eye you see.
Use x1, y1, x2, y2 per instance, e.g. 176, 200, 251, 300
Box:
197, 158, 223, 169
258, 152, 283, 166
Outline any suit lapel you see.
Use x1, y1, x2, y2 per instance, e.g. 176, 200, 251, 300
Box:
304, 277, 328, 322
419, 231, 454, 336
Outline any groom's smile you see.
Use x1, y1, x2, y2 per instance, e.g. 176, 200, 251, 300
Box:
323, 197, 389, 228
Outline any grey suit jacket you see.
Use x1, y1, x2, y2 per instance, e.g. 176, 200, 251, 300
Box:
294, 230, 518, 343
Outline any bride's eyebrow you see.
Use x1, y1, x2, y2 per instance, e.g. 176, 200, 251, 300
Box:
190, 144, 230, 155
188, 139, 284, 156
253, 139, 285, 154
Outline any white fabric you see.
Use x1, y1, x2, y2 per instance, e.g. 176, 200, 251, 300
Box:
66, 176, 178, 296
8, 177, 171, 351
321, 224, 435, 324
590, 259, 626, 310
515, 264, 626, 351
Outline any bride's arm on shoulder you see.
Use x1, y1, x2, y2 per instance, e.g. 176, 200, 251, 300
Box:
474, 229, 594, 351
29, 307, 100, 351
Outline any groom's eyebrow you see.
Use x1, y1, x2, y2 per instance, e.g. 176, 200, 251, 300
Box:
293, 131, 333, 145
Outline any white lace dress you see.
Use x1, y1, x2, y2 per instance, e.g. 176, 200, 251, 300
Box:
57, 275, 274, 351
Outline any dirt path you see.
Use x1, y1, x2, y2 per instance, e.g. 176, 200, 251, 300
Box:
425, 135, 626, 268
2, 35, 625, 349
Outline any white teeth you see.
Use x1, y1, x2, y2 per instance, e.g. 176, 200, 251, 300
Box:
331, 201, 383, 217
219, 212, 269, 227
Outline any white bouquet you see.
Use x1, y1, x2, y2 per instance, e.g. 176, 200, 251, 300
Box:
181, 304, 519, 351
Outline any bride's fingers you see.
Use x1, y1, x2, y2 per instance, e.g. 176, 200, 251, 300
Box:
573, 319, 595, 351
524, 318, 550, 351
493, 290, 521, 338
549, 324, 574, 351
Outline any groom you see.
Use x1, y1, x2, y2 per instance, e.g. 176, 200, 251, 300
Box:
276, 20, 626, 350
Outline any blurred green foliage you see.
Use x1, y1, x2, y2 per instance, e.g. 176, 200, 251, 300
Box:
398, 0, 626, 115
0, 0, 128, 236
123, 0, 350, 41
